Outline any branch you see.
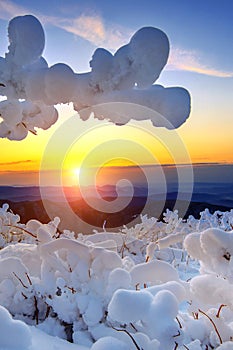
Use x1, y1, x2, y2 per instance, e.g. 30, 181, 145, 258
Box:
111, 325, 142, 350
25, 272, 32, 285
34, 296, 39, 325
45, 304, 51, 319
130, 322, 138, 332
12, 272, 28, 289
4, 224, 37, 238
176, 316, 182, 329
198, 309, 222, 344
216, 304, 227, 318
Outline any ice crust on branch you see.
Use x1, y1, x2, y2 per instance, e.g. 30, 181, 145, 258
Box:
0, 15, 191, 140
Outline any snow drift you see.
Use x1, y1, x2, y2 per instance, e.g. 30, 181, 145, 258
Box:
0, 205, 233, 349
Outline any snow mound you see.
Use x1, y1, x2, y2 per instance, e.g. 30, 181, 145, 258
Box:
90, 336, 128, 350
0, 205, 233, 348
0, 305, 32, 349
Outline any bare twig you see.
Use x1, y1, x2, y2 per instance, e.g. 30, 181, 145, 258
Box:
216, 304, 227, 318
192, 312, 199, 319
34, 296, 39, 325
21, 123, 38, 136
25, 272, 32, 286
173, 330, 181, 338
21, 292, 28, 299
67, 286, 76, 294
29, 129, 37, 135
130, 322, 138, 332
45, 304, 51, 319
183, 345, 190, 350
4, 224, 37, 238
120, 241, 130, 258
174, 342, 178, 350
176, 316, 182, 329
199, 309, 222, 344
12, 272, 28, 289
111, 325, 142, 350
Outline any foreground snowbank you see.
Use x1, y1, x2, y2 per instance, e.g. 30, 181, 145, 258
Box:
0, 204, 233, 349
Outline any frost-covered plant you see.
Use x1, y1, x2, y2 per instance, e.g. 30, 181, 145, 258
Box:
0, 203, 34, 247
1, 204, 233, 349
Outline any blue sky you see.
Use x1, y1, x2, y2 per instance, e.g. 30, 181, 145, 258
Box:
0, 0, 232, 75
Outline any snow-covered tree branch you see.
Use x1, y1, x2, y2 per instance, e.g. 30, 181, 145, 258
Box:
0, 15, 190, 140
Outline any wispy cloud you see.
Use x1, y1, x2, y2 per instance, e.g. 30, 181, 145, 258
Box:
60, 15, 106, 45
44, 14, 131, 50
167, 47, 233, 78
0, 0, 130, 50
0, 0, 29, 19
0, 160, 33, 167
0, 0, 232, 78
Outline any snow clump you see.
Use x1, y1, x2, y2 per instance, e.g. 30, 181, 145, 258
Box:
0, 15, 191, 140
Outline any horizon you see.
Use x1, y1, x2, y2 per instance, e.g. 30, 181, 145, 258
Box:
0, 162, 232, 187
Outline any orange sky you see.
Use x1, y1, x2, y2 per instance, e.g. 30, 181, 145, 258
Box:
0, 77, 232, 187
0, 95, 233, 185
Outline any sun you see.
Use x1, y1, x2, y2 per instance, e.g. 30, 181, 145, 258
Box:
73, 167, 81, 186
74, 167, 81, 177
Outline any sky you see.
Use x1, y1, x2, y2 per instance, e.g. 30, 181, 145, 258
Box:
0, 0, 232, 186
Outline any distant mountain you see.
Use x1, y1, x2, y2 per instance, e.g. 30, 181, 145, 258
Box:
1, 182, 233, 206
0, 183, 232, 233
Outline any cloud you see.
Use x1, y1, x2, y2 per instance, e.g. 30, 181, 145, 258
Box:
0, 160, 33, 167
167, 47, 233, 78
0, 0, 29, 19
45, 14, 132, 50
0, 0, 131, 51
59, 15, 105, 46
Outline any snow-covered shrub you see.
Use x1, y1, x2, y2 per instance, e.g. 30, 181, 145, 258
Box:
1, 203, 233, 349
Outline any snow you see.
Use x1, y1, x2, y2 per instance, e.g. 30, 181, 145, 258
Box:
130, 259, 179, 286
0, 305, 32, 349
106, 268, 131, 295
0, 205, 233, 349
129, 27, 169, 88
30, 326, 88, 350
0, 15, 191, 140
7, 15, 45, 66
0, 12, 232, 350
108, 289, 153, 323
90, 336, 128, 350
44, 63, 76, 104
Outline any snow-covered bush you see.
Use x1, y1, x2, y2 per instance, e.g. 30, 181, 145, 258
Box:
0, 204, 233, 349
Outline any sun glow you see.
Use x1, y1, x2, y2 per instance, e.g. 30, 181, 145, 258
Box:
74, 167, 80, 176
74, 167, 81, 183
